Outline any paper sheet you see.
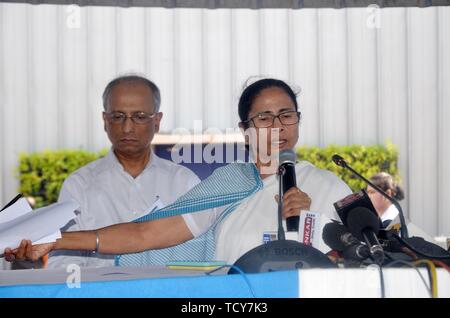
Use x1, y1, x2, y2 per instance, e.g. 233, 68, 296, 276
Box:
133, 196, 166, 219
0, 197, 33, 223
0, 200, 78, 252
0, 198, 64, 247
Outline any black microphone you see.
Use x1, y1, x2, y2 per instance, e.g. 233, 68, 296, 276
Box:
228, 148, 337, 274
279, 149, 298, 231
322, 222, 370, 261
332, 154, 408, 238
346, 207, 385, 264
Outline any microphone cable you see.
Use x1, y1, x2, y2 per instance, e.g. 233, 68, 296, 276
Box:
370, 263, 386, 299
413, 259, 438, 298
383, 260, 433, 298
390, 233, 450, 260
206, 264, 256, 298
430, 259, 450, 273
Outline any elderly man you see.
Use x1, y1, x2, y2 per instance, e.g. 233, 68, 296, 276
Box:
46, 75, 200, 268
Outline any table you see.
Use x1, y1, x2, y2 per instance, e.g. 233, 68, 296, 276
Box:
0, 266, 448, 298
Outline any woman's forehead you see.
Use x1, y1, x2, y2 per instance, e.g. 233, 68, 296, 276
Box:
251, 107, 295, 115
250, 87, 295, 110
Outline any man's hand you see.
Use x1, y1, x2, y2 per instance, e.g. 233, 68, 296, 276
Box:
4, 240, 55, 262
275, 187, 312, 219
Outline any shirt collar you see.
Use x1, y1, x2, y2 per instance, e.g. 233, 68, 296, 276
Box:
99, 148, 158, 174
381, 204, 399, 222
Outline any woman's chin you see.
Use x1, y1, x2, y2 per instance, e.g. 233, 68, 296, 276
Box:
271, 141, 290, 152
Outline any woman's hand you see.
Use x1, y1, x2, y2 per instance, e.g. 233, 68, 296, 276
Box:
4, 240, 55, 262
275, 187, 312, 219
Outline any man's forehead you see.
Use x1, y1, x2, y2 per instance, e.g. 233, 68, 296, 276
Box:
107, 83, 154, 110
111, 81, 153, 96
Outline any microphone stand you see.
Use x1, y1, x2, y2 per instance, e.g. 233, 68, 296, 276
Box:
277, 166, 286, 241
333, 155, 409, 239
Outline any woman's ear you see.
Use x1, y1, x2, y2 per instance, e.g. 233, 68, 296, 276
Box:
385, 189, 393, 198
238, 122, 245, 132
238, 122, 249, 147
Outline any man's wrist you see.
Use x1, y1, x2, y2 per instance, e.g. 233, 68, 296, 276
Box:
93, 230, 100, 253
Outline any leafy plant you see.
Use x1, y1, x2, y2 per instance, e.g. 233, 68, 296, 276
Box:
18, 149, 107, 207
17, 144, 399, 207
296, 143, 399, 192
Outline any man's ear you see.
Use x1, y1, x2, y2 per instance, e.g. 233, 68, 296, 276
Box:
102, 112, 108, 132
154, 112, 163, 133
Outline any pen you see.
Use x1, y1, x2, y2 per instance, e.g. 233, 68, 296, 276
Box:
0, 194, 24, 212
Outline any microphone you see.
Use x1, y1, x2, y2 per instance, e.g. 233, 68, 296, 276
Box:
333, 155, 450, 263
332, 154, 408, 238
279, 149, 298, 231
346, 207, 385, 264
322, 222, 370, 262
229, 149, 337, 274
331, 154, 347, 168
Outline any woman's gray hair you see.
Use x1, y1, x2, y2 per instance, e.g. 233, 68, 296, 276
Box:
369, 172, 405, 201
102, 74, 161, 112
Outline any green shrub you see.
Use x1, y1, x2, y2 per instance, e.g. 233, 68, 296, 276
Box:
296, 143, 400, 192
18, 149, 107, 208
17, 144, 399, 207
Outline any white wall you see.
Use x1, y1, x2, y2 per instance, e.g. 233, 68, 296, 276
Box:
0, 3, 449, 236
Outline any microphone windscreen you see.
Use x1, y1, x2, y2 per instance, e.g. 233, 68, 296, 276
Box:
279, 149, 296, 165
332, 154, 346, 167
322, 222, 348, 251
347, 207, 380, 241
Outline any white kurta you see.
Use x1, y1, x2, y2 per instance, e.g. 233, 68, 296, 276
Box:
184, 161, 352, 264
47, 149, 200, 268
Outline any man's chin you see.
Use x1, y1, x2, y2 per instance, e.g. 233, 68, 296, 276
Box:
114, 144, 148, 156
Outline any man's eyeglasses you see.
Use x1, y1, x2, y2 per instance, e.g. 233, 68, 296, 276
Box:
104, 111, 157, 125
244, 110, 301, 128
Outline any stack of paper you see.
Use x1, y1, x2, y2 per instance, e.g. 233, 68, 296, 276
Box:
0, 198, 78, 252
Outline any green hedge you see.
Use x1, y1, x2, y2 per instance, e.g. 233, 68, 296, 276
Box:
18, 144, 400, 207
18, 149, 108, 208
296, 143, 400, 192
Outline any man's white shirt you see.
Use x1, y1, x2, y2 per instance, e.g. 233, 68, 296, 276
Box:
47, 150, 200, 268
381, 204, 400, 223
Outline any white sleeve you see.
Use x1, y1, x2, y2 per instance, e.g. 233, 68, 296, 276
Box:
328, 176, 353, 221
57, 176, 84, 232
177, 169, 216, 237
304, 169, 353, 222
187, 172, 201, 190
47, 176, 88, 269
182, 206, 222, 237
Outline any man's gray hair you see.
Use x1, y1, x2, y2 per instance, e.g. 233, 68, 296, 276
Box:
102, 75, 161, 112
